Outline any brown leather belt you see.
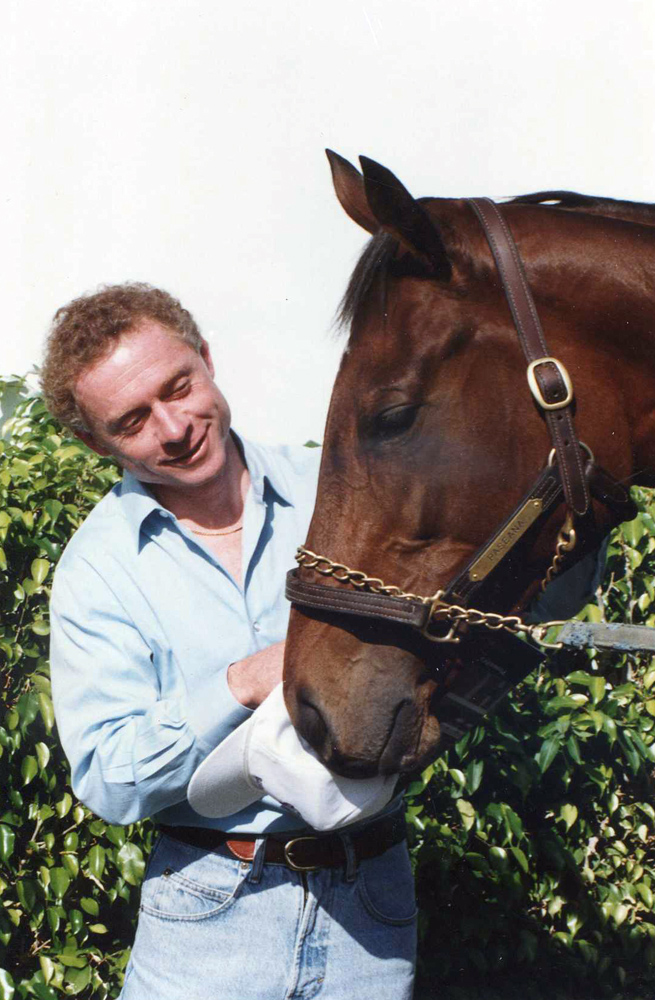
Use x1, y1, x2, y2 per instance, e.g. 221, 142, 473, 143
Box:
159, 814, 406, 872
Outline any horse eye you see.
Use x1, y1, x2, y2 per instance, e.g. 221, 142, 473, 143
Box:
371, 404, 419, 440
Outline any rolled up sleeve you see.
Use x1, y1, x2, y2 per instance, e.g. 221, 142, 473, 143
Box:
50, 557, 251, 825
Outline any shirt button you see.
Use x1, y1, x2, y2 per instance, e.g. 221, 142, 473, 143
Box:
252, 622, 261, 632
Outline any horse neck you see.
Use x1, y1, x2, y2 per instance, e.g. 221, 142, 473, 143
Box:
514, 209, 655, 483
506, 208, 655, 348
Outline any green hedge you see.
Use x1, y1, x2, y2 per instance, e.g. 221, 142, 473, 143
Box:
408, 505, 655, 997
0, 382, 150, 999
2, 377, 655, 999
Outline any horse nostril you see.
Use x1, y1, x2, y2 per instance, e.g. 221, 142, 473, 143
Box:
295, 695, 329, 754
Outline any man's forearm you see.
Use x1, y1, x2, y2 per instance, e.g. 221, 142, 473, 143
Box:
227, 641, 285, 709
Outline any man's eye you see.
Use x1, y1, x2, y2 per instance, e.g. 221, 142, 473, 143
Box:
119, 415, 145, 434
169, 380, 191, 398
370, 405, 419, 441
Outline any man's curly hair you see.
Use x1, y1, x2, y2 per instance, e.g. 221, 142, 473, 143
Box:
41, 283, 203, 433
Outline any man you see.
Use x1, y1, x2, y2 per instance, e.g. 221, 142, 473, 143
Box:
43, 283, 417, 1000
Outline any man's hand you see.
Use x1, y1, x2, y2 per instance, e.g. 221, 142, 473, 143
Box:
227, 641, 285, 709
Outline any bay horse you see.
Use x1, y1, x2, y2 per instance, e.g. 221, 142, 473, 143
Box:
283, 151, 655, 779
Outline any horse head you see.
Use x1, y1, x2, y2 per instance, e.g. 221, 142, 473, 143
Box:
283, 152, 655, 778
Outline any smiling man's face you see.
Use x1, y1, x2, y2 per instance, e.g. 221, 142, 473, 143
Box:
73, 319, 232, 495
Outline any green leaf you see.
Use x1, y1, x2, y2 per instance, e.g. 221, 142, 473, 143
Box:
16, 879, 39, 913
56, 792, 72, 818
88, 923, 108, 933
49, 867, 71, 900
80, 897, 99, 916
35, 742, 50, 770
46, 907, 60, 934
43, 499, 63, 523
465, 852, 490, 874
537, 736, 561, 773
465, 759, 484, 794
589, 676, 606, 705
566, 733, 582, 765
105, 824, 126, 848
611, 902, 630, 926
31, 983, 58, 1000
0, 826, 16, 864
623, 517, 647, 547
510, 846, 529, 873
62, 853, 80, 878
567, 669, 595, 686
10, 460, 30, 479
39, 956, 55, 985
58, 953, 86, 969
456, 799, 476, 832
86, 845, 106, 879
38, 693, 55, 733
68, 909, 84, 935
0, 969, 15, 1000
638, 802, 655, 824
21, 755, 38, 786
116, 842, 146, 886
559, 804, 578, 831
55, 444, 84, 462
489, 846, 509, 871
64, 965, 91, 993
30, 558, 50, 584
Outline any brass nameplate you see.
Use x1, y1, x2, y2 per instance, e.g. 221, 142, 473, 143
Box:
468, 498, 543, 583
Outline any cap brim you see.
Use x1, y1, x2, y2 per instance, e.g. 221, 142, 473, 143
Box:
187, 717, 264, 819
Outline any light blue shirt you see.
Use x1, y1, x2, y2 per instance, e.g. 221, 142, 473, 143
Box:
50, 435, 323, 832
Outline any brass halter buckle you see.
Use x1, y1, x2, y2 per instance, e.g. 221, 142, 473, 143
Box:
527, 357, 574, 411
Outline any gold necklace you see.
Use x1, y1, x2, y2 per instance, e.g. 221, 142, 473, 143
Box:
189, 521, 243, 537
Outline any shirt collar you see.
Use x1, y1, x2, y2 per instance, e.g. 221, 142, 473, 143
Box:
118, 431, 294, 549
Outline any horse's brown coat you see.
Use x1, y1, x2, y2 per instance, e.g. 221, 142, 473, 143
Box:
284, 153, 655, 777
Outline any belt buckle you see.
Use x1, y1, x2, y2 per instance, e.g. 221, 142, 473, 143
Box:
283, 836, 321, 872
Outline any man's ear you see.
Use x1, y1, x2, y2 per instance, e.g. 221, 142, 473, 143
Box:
74, 429, 111, 458
199, 338, 215, 378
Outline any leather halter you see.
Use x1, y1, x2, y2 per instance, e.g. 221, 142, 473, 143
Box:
286, 199, 636, 641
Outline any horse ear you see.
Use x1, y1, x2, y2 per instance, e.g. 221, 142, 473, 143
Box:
359, 156, 452, 280
326, 150, 378, 235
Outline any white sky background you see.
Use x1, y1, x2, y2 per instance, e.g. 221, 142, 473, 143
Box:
3, 0, 654, 443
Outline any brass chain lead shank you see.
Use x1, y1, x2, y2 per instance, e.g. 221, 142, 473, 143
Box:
540, 512, 577, 591
294, 547, 565, 649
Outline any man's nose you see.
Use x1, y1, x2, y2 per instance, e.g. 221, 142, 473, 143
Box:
152, 402, 190, 443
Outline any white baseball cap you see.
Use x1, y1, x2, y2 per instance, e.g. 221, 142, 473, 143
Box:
187, 683, 398, 832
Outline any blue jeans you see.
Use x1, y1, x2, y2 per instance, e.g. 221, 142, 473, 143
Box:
120, 830, 417, 999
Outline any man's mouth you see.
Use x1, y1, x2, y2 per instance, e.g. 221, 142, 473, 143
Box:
161, 431, 207, 466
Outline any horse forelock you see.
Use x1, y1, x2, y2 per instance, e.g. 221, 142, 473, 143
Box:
337, 231, 397, 331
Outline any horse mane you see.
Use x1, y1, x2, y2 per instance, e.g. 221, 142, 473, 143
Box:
339, 190, 655, 331
507, 190, 655, 226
